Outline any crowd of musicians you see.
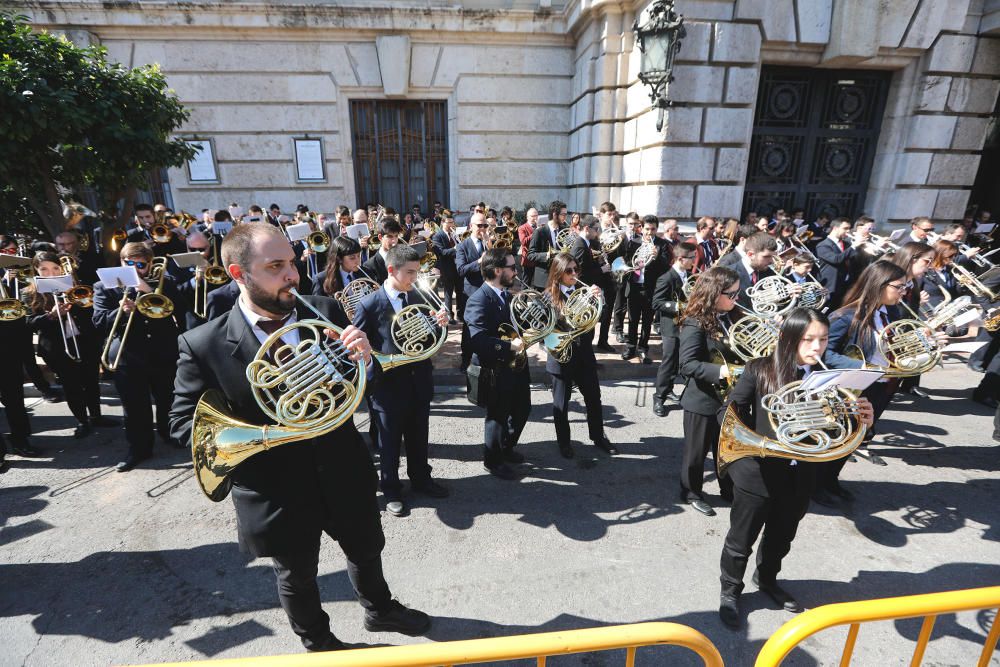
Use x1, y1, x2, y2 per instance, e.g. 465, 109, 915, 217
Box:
1, 197, 998, 643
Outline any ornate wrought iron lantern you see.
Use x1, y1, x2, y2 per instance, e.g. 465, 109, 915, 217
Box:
633, 0, 686, 132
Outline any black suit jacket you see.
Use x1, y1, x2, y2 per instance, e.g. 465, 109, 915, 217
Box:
168, 295, 381, 558
622, 237, 671, 300
465, 283, 515, 367
568, 235, 602, 286
815, 237, 854, 298
92, 277, 181, 369
205, 279, 240, 321
678, 317, 729, 416
28, 303, 98, 359
353, 287, 434, 412
362, 252, 388, 284
719, 361, 816, 497
455, 238, 486, 296
432, 229, 458, 280
526, 225, 561, 289
651, 267, 685, 338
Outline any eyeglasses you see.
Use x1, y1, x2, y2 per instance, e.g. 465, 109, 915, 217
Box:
503, 263, 516, 270
721, 289, 740, 300
565, 267, 578, 273
476, 224, 489, 228
124, 259, 148, 269
885, 282, 907, 291
918, 226, 935, 232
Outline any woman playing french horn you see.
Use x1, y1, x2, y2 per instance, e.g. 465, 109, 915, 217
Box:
716, 308, 874, 629
542, 253, 617, 460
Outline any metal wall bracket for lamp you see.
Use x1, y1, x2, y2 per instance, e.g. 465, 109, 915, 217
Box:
633, 0, 686, 132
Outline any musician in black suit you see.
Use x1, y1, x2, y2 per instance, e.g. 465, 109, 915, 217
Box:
126, 203, 187, 257
717, 308, 874, 628
206, 278, 240, 320
93, 242, 184, 472
465, 248, 530, 480
543, 252, 617, 459
27, 253, 116, 439
168, 223, 430, 652
432, 213, 460, 324
651, 242, 696, 416
311, 236, 369, 300
55, 230, 102, 286
729, 232, 778, 313
621, 216, 671, 363
362, 217, 404, 284
814, 218, 855, 309
353, 245, 450, 517
0, 312, 37, 462
166, 230, 216, 332
568, 216, 616, 353
678, 266, 740, 516
455, 212, 492, 371
525, 200, 568, 290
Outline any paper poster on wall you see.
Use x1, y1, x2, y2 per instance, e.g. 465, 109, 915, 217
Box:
186, 140, 219, 183
294, 138, 325, 182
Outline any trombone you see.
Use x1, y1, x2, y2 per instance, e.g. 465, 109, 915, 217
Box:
0, 278, 27, 321
100, 258, 176, 371
194, 236, 231, 319
60, 256, 94, 308
54, 292, 82, 362
305, 230, 330, 280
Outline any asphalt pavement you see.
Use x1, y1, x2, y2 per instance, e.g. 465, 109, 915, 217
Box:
1, 350, 998, 666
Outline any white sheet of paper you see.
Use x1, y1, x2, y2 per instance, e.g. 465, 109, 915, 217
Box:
211, 221, 233, 236
347, 223, 370, 240
455, 226, 468, 237
34, 276, 74, 293
294, 139, 325, 181
976, 222, 995, 233
942, 341, 987, 353
97, 266, 142, 289
798, 369, 885, 394
284, 222, 311, 242
228, 206, 244, 219
951, 307, 982, 328
538, 214, 550, 225
171, 252, 209, 269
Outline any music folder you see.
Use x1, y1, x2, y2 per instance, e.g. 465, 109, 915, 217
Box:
96, 266, 142, 288
284, 222, 311, 242
34, 276, 74, 294
798, 369, 885, 395
346, 223, 370, 240
171, 252, 209, 269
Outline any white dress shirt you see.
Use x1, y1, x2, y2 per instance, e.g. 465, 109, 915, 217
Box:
382, 283, 408, 314
238, 294, 300, 347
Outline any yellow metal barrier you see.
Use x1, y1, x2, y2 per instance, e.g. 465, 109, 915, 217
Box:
145, 622, 723, 667
755, 585, 1000, 667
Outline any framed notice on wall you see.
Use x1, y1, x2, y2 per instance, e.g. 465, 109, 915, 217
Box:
185, 139, 219, 183
294, 138, 326, 182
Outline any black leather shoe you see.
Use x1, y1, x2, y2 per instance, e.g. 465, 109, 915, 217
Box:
858, 449, 887, 466
594, 437, 618, 455
412, 480, 450, 498
364, 601, 431, 636
306, 635, 349, 652
719, 594, 740, 629
485, 463, 517, 480
558, 442, 575, 459
969, 362, 986, 373
666, 390, 681, 402
908, 387, 930, 399
621, 349, 636, 361
0, 458, 9, 474
638, 350, 652, 364
502, 448, 525, 464
42, 390, 64, 403
652, 400, 666, 417
115, 454, 148, 472
595, 342, 616, 353
73, 423, 93, 439
753, 573, 802, 612
90, 416, 119, 427
11, 442, 42, 457
688, 498, 716, 517
973, 393, 999, 409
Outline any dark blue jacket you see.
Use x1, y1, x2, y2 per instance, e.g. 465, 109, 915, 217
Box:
465, 282, 515, 367
455, 238, 486, 297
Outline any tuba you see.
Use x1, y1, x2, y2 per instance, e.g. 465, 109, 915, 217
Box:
543, 279, 604, 363
718, 382, 868, 473
192, 288, 445, 501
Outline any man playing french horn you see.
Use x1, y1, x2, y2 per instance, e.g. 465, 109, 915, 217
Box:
169, 223, 432, 653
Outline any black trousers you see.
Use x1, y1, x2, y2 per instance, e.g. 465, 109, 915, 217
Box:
371, 400, 432, 499
20, 328, 52, 394
271, 521, 392, 649
720, 482, 810, 596
550, 364, 603, 446
970, 327, 999, 368
42, 348, 103, 425
681, 410, 732, 500
626, 288, 654, 352
112, 363, 176, 459
0, 361, 30, 442
654, 335, 680, 401
820, 378, 898, 490
439, 271, 458, 320
595, 273, 615, 346
612, 279, 628, 332
484, 367, 531, 467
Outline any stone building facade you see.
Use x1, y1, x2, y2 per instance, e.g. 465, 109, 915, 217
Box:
23, 0, 1000, 226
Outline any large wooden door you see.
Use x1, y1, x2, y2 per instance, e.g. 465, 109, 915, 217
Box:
350, 100, 448, 212
743, 67, 890, 221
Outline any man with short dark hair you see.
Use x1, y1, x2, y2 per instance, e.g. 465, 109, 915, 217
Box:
170, 222, 431, 652
465, 248, 530, 480
127, 203, 186, 256
651, 241, 696, 415
690, 217, 719, 273
732, 232, 778, 312
571, 215, 615, 352
622, 215, 670, 363
362, 218, 404, 283
815, 218, 855, 308
455, 212, 492, 371
526, 200, 568, 289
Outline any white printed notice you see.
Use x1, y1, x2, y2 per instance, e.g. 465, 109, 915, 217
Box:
186, 140, 218, 182
295, 139, 325, 181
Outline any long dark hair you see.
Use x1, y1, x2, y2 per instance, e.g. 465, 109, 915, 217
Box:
835, 260, 906, 343
321, 236, 363, 297
683, 266, 739, 337
544, 252, 577, 308
890, 241, 935, 279
748, 307, 829, 396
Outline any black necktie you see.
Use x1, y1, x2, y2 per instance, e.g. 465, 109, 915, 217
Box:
500, 290, 508, 307
346, 272, 354, 283
877, 310, 888, 329
398, 292, 407, 307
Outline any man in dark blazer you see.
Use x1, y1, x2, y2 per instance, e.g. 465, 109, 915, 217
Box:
465, 248, 530, 480
353, 244, 449, 517
127, 203, 187, 257
362, 217, 404, 284
622, 215, 671, 363
815, 217, 855, 309
205, 278, 240, 320
432, 212, 460, 324
166, 230, 218, 332
169, 223, 430, 653
651, 242, 696, 415
569, 215, 615, 352
729, 232, 778, 314
455, 212, 491, 371
525, 200, 568, 289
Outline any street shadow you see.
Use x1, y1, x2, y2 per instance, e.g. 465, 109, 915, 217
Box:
0, 484, 54, 546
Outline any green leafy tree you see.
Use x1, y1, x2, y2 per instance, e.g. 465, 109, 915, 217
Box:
0, 13, 194, 238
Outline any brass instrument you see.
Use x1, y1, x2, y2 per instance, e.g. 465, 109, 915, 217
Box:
596, 226, 624, 258
192, 236, 231, 319
681, 274, 699, 299
0, 279, 27, 321
391, 276, 448, 357
504, 277, 559, 370
555, 227, 575, 252
110, 228, 127, 252
150, 223, 173, 244
192, 288, 444, 501
859, 233, 900, 257
60, 256, 94, 308
746, 276, 799, 317
722, 314, 779, 362
984, 308, 1000, 332
305, 230, 330, 280
53, 292, 82, 361
610, 241, 657, 280
949, 262, 997, 302
489, 227, 514, 250
718, 384, 868, 473
928, 232, 996, 271
710, 348, 743, 400
333, 268, 380, 321
543, 279, 604, 363
101, 259, 176, 371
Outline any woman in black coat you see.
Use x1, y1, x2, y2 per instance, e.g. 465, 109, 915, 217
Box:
677, 265, 741, 517
716, 307, 873, 628
26, 252, 116, 438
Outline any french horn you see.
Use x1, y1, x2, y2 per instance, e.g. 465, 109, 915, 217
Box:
543, 279, 604, 363
333, 271, 381, 321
